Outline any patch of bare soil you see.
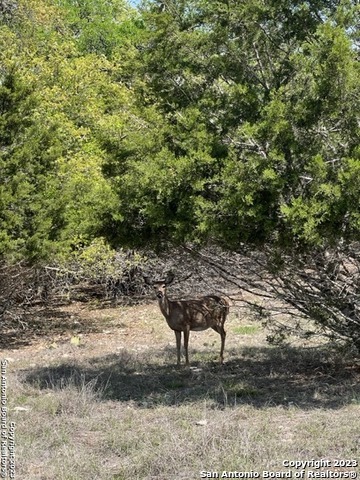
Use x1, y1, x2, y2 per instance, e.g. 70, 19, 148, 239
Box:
2, 301, 166, 364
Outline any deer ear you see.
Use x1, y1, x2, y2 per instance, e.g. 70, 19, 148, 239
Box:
165, 272, 175, 285
143, 276, 152, 285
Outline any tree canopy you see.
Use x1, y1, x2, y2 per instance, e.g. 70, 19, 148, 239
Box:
1, 0, 359, 259
111, 0, 360, 251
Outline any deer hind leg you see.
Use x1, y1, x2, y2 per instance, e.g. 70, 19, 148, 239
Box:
174, 330, 181, 365
211, 325, 226, 364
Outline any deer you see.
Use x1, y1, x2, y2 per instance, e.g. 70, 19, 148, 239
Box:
145, 272, 229, 366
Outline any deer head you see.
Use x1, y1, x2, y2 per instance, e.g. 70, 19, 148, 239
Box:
144, 272, 174, 298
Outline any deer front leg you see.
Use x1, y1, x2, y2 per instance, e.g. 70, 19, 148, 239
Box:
174, 330, 181, 365
183, 325, 190, 366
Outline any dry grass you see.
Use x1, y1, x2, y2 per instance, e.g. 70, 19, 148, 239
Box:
2, 301, 360, 479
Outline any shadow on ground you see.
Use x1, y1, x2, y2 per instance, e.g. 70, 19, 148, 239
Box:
22, 345, 360, 410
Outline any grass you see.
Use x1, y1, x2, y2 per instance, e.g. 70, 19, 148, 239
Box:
2, 302, 360, 479
232, 325, 260, 335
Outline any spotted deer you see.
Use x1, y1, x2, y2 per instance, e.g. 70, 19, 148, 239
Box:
145, 273, 229, 365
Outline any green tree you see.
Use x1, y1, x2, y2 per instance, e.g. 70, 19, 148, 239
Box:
109, 0, 360, 251
55, 0, 140, 59
0, 0, 139, 260
0, 46, 64, 260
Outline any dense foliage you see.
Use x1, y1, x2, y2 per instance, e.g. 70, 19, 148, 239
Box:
111, 0, 360, 251
1, 0, 359, 259
0, 0, 141, 260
